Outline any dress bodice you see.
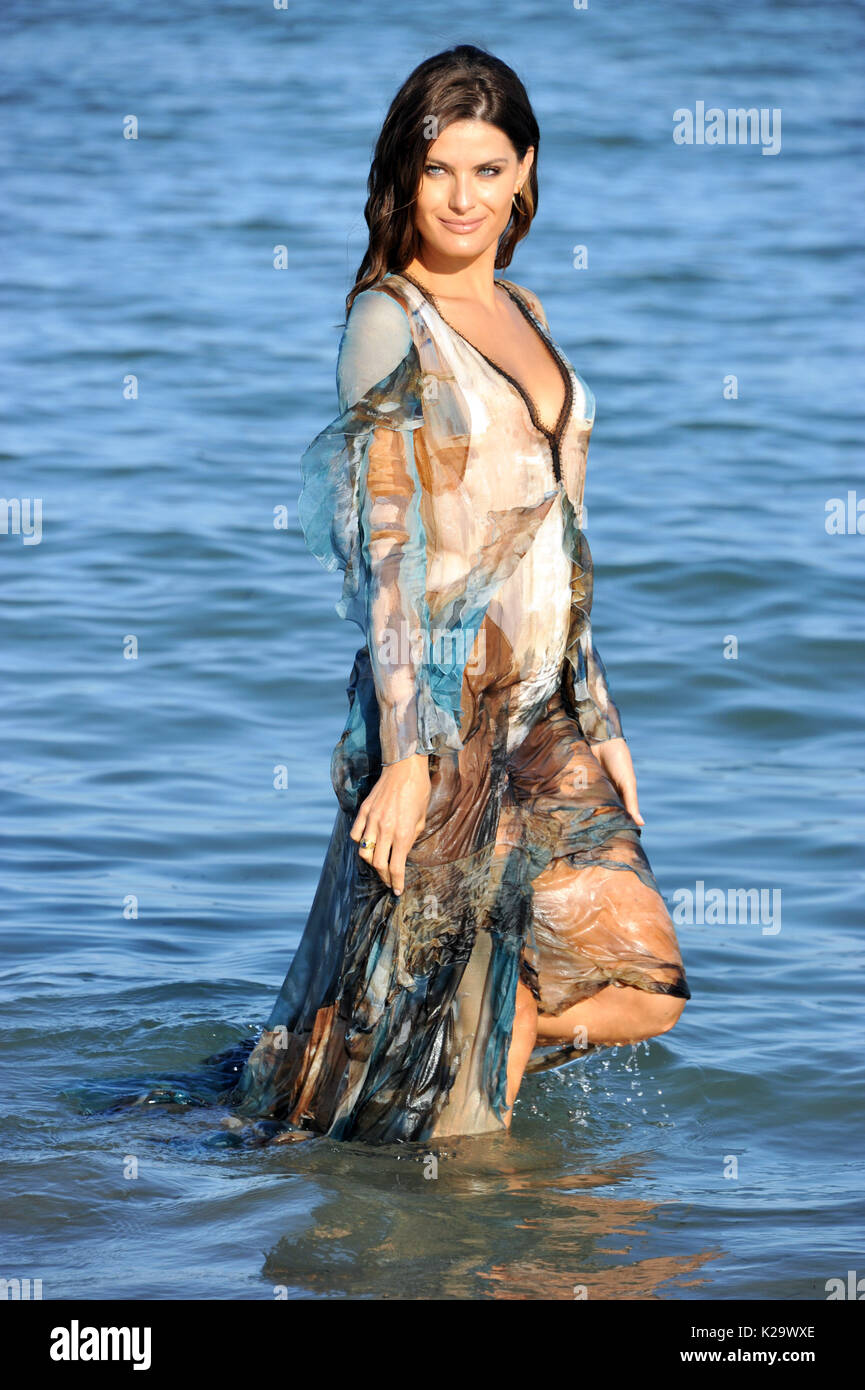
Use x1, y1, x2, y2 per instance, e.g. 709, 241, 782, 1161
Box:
382, 270, 596, 522
377, 274, 593, 730
299, 268, 624, 770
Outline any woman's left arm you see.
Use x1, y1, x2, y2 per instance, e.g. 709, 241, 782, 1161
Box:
562, 532, 644, 826
589, 730, 643, 827
575, 629, 644, 826
507, 282, 644, 827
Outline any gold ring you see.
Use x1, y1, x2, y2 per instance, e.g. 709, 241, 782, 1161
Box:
359, 839, 376, 850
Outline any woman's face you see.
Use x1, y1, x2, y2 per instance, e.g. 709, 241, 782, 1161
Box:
412, 118, 533, 264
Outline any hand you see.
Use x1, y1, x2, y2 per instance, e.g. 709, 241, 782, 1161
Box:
349, 753, 431, 896
589, 737, 644, 826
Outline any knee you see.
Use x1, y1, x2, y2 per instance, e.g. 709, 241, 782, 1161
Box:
643, 991, 687, 1037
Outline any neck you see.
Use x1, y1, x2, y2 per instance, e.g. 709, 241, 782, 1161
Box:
401, 253, 500, 312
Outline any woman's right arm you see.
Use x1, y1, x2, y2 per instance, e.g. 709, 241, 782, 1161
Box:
336, 289, 433, 894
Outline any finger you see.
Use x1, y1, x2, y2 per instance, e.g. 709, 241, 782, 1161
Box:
356, 816, 379, 861
349, 804, 368, 843
372, 833, 393, 889
621, 785, 644, 826
389, 833, 413, 897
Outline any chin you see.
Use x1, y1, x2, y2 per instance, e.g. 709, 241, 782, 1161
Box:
423, 222, 502, 257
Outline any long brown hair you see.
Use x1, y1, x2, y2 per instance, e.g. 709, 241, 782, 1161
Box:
346, 44, 540, 317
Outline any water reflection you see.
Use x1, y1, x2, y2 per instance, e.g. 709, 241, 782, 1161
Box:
255, 1135, 722, 1299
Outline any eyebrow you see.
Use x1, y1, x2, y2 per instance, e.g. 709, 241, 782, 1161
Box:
422, 157, 510, 169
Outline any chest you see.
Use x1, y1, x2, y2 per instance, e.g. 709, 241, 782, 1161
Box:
429, 297, 569, 437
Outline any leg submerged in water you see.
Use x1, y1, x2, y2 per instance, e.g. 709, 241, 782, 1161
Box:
502, 978, 539, 1128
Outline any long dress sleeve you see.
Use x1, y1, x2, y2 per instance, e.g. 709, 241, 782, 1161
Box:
335, 288, 413, 415
575, 622, 626, 745
560, 506, 627, 745
299, 288, 463, 771
338, 291, 425, 764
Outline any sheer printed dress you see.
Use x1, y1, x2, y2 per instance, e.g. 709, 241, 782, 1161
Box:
223, 271, 690, 1143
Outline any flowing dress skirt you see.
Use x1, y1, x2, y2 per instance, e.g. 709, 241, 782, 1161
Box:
223, 656, 690, 1145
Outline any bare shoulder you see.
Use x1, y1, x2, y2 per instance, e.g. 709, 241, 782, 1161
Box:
498, 278, 549, 330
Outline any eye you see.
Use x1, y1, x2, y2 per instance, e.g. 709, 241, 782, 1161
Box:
423, 164, 505, 177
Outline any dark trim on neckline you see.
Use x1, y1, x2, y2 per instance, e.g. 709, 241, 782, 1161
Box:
393, 269, 573, 485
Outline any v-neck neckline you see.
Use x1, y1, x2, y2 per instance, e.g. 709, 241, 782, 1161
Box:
393, 269, 574, 456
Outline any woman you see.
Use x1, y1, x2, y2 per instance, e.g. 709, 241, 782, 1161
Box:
225, 44, 690, 1144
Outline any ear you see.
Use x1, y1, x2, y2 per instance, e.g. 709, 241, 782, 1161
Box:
517, 146, 535, 186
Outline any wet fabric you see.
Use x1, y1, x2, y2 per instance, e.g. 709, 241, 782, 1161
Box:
222, 271, 690, 1143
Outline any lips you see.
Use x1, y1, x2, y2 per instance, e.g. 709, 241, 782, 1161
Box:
439, 217, 485, 233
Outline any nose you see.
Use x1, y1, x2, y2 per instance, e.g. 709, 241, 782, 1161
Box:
448, 173, 476, 214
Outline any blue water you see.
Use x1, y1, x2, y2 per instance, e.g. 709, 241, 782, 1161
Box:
1, 0, 863, 1300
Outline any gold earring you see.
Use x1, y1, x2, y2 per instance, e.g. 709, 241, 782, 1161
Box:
512, 185, 528, 214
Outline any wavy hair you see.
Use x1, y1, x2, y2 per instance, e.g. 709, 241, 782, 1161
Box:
346, 44, 540, 317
